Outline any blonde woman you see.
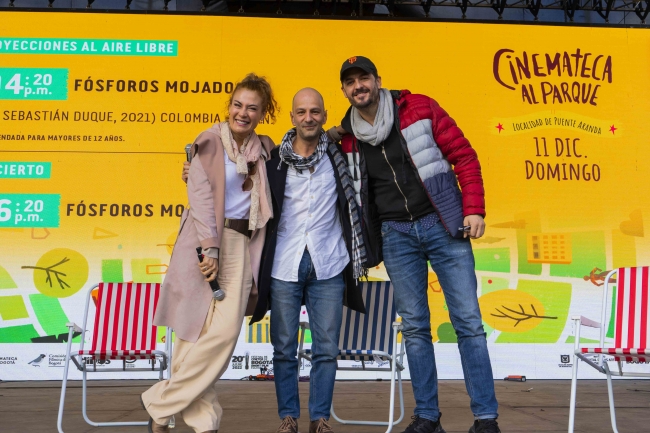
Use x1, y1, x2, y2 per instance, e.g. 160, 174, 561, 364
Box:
142, 74, 278, 433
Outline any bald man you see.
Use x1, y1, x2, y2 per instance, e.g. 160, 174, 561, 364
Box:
250, 88, 366, 433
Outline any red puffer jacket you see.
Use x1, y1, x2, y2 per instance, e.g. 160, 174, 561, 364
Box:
341, 89, 485, 265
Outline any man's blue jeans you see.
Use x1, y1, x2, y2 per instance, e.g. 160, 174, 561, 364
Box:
381, 220, 498, 422
270, 249, 344, 421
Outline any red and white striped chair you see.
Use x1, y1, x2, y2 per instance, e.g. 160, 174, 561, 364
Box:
568, 267, 650, 433
57, 283, 173, 432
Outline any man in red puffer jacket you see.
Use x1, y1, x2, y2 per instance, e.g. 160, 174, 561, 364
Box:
328, 56, 500, 433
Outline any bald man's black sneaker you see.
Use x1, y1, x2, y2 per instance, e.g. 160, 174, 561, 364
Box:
401, 415, 446, 433
469, 419, 501, 433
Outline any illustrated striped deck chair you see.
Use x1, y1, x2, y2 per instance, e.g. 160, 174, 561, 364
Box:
298, 281, 405, 433
568, 267, 650, 433
57, 283, 173, 432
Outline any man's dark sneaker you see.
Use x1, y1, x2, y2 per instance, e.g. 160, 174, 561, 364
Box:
401, 415, 446, 433
469, 419, 501, 433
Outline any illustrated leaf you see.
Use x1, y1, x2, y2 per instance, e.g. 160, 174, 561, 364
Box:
479, 289, 556, 333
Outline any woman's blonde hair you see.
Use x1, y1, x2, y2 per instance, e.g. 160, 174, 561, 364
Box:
227, 73, 278, 124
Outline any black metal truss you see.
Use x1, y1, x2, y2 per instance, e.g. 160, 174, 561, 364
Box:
268, 0, 649, 22
407, 0, 642, 21
4, 0, 648, 24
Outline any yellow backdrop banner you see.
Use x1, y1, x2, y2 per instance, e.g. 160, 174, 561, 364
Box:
1, 12, 649, 379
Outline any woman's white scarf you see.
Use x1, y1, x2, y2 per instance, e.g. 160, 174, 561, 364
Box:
350, 88, 394, 146
220, 122, 266, 230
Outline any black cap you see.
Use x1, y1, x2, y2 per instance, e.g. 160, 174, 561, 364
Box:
340, 56, 378, 81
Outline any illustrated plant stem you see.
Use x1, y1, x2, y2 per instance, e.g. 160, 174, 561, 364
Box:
491, 303, 557, 327
22, 257, 71, 289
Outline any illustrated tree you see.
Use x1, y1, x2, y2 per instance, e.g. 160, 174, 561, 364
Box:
22, 257, 71, 289
22, 248, 89, 298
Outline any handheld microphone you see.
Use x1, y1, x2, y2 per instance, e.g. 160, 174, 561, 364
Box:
196, 247, 225, 301
185, 144, 193, 162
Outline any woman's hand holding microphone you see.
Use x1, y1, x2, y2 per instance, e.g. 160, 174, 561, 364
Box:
198, 256, 218, 282
196, 248, 224, 300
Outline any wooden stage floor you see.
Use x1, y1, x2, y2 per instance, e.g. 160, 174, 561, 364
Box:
0, 379, 648, 432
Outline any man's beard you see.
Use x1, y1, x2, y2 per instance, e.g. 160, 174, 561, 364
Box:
350, 87, 379, 109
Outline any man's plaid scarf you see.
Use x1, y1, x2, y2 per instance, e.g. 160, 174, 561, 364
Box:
278, 128, 327, 173
328, 141, 367, 279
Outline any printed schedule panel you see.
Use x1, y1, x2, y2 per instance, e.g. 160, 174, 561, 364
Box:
1, 12, 649, 380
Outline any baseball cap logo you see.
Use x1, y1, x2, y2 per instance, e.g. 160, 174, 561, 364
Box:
348, 57, 357, 64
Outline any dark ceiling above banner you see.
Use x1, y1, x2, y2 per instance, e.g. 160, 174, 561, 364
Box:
0, 0, 648, 26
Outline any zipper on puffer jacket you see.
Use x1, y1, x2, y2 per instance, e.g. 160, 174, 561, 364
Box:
355, 136, 382, 267
381, 143, 413, 221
